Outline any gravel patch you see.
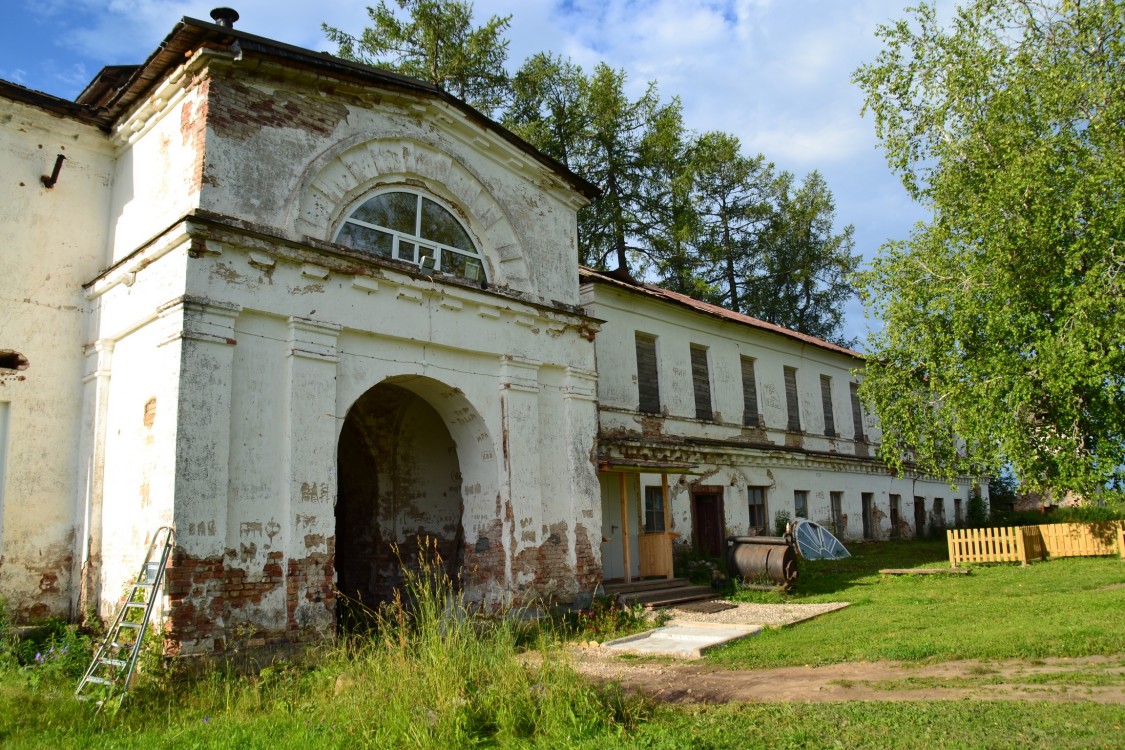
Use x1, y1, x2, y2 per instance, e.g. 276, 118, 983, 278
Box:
661, 600, 850, 627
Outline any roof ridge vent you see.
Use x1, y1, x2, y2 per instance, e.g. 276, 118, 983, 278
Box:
210, 7, 239, 27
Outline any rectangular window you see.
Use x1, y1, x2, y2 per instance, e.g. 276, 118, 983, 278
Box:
690, 344, 713, 421
954, 497, 963, 527
862, 492, 874, 539
820, 375, 836, 436
794, 490, 808, 519
748, 486, 767, 535
889, 494, 901, 539
830, 491, 843, 533
934, 498, 946, 529
850, 382, 865, 441
740, 356, 760, 427
635, 332, 660, 414
784, 366, 801, 432
914, 496, 926, 536
643, 486, 666, 533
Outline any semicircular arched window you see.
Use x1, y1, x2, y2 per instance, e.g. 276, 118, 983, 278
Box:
335, 190, 487, 282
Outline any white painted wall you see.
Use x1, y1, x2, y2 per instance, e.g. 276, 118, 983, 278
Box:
0, 97, 114, 620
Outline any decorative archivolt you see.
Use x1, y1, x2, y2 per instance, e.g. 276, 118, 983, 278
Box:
290, 134, 529, 289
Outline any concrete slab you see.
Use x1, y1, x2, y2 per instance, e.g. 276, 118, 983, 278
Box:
602, 623, 763, 658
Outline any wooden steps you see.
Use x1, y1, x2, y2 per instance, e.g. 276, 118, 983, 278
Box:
602, 577, 719, 609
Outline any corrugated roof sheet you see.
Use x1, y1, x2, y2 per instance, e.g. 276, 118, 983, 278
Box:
579, 267, 864, 360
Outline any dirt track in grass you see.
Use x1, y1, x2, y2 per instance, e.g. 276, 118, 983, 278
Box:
563, 651, 1125, 704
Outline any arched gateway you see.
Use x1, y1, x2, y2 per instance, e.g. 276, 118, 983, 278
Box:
335, 376, 496, 622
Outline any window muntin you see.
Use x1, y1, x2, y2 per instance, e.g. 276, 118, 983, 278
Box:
830, 491, 843, 533
336, 191, 486, 282
748, 486, 767, 535
644, 486, 666, 532
794, 490, 809, 519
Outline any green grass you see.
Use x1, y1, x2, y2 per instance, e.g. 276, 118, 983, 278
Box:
713, 539, 1125, 668
2, 540, 1124, 748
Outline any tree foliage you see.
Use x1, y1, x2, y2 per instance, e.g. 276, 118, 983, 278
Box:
324, 4, 860, 344
853, 0, 1125, 494
323, 0, 511, 115
742, 171, 860, 347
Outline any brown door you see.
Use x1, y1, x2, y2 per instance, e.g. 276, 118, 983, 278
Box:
692, 487, 725, 558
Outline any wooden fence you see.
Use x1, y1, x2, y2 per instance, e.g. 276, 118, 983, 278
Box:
948, 521, 1125, 568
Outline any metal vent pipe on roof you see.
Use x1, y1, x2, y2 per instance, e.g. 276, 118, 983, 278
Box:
210, 7, 239, 27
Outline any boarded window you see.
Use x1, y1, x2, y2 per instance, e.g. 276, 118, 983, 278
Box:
747, 486, 767, 535
889, 494, 901, 539
784, 367, 801, 432
954, 497, 963, 527
830, 491, 843, 533
794, 490, 808, 519
740, 356, 759, 427
820, 375, 836, 436
934, 498, 946, 529
643, 486, 666, 532
690, 345, 713, 421
635, 333, 660, 414
850, 382, 865, 441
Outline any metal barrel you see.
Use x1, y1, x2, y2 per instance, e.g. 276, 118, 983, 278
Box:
726, 536, 798, 584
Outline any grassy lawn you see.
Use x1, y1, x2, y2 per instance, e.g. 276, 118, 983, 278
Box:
1, 539, 1124, 749
712, 539, 1125, 669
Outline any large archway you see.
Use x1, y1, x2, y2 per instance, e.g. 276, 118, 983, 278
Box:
335, 380, 467, 620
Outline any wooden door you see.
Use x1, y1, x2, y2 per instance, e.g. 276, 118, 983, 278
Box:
692, 487, 725, 558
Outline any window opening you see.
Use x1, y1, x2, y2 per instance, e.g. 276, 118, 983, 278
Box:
0, 351, 29, 371
830, 491, 843, 535
747, 486, 767, 535
914, 496, 926, 537
784, 366, 801, 432
690, 345, 713, 420
850, 382, 865, 441
861, 492, 874, 539
794, 489, 808, 519
740, 356, 759, 427
889, 494, 901, 539
335, 190, 486, 283
643, 486, 666, 532
820, 375, 836, 436
635, 333, 661, 414
954, 497, 963, 527
934, 498, 946, 530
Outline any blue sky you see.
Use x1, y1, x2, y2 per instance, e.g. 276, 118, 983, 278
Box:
0, 0, 936, 348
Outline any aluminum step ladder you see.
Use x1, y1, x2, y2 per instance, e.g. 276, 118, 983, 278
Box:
76, 526, 174, 706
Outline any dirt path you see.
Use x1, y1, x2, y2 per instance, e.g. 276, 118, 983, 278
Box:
564, 651, 1125, 704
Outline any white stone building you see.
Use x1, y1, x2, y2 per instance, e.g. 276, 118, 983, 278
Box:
581, 269, 983, 581
1, 14, 601, 655
0, 12, 981, 651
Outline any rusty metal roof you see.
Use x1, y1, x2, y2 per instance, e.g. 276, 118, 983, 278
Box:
2, 15, 599, 201
579, 267, 864, 361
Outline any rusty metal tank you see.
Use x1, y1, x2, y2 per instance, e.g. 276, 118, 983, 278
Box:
726, 535, 799, 585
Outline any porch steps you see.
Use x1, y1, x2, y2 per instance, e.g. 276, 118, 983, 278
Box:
602, 577, 719, 609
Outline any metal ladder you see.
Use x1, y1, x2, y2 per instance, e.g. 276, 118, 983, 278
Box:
76, 526, 174, 705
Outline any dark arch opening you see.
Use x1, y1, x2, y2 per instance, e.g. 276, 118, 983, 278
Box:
335, 381, 464, 628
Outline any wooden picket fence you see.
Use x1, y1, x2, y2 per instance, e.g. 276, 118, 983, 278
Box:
947, 521, 1125, 568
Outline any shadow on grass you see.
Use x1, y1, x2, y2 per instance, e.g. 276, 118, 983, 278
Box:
731, 538, 952, 601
